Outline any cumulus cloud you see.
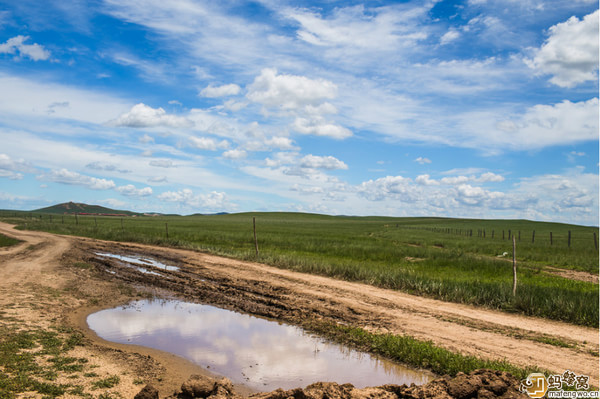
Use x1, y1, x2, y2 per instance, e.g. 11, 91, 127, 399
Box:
200, 83, 241, 98
37, 169, 116, 190
189, 136, 230, 151
292, 117, 352, 139
0, 35, 50, 61
158, 188, 230, 211
222, 149, 247, 159
247, 68, 337, 110
415, 174, 439, 186
116, 184, 153, 197
357, 176, 416, 201
525, 10, 599, 87
110, 103, 193, 128
299, 155, 348, 170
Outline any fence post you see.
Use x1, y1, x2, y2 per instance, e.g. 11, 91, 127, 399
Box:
532, 230, 535, 243
512, 236, 517, 296
550, 232, 553, 246
568, 231, 571, 248
253, 217, 259, 257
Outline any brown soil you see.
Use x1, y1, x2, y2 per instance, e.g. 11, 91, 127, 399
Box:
0, 222, 598, 398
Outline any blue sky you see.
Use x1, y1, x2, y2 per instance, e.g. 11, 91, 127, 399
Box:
0, 0, 598, 225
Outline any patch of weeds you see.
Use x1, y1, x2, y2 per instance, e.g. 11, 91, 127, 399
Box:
92, 375, 120, 389
73, 262, 92, 269
50, 356, 85, 372
64, 332, 85, 350
98, 393, 121, 399
84, 372, 99, 378
88, 298, 100, 306
133, 378, 145, 385
531, 335, 575, 348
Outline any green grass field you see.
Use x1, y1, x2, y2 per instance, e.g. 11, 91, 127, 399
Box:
2, 211, 598, 327
0, 233, 20, 248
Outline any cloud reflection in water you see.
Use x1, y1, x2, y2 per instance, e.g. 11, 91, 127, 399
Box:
87, 299, 431, 391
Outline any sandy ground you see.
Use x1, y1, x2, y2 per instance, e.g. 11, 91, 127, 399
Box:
0, 221, 598, 398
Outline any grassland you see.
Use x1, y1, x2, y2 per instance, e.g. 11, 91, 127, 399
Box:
0, 232, 20, 248
1, 211, 598, 327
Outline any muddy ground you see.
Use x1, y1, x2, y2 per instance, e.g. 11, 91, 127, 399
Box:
0, 222, 597, 398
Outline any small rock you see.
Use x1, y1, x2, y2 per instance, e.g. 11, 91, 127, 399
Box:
135, 384, 159, 399
181, 374, 216, 398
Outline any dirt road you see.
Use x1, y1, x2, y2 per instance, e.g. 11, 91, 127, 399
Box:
0, 222, 598, 392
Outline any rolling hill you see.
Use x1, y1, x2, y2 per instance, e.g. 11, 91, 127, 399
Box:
34, 202, 141, 216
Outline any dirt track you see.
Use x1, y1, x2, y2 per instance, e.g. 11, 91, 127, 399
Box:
0, 222, 598, 394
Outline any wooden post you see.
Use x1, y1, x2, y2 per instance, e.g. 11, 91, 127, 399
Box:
512, 236, 517, 296
568, 231, 571, 248
253, 217, 259, 257
165, 222, 169, 239
508, 230, 511, 240
532, 230, 535, 243
550, 232, 553, 245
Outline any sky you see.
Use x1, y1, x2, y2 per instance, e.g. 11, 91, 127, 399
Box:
0, 0, 598, 225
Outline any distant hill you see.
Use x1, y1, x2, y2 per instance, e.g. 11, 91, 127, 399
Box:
34, 202, 141, 216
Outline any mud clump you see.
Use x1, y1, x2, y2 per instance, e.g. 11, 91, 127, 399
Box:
160, 369, 525, 399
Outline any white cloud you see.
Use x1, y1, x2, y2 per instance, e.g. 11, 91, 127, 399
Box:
414, 157, 431, 164
357, 176, 416, 201
416, 174, 439, 186
110, 103, 193, 128
116, 184, 153, 197
491, 98, 599, 149
292, 117, 352, 139
299, 155, 348, 170
139, 134, 154, 143
284, 4, 429, 50
37, 169, 116, 190
440, 29, 460, 45
525, 10, 599, 87
200, 83, 241, 98
0, 35, 50, 61
222, 149, 247, 159
246, 68, 337, 111
189, 136, 230, 151
149, 159, 176, 168
264, 136, 296, 150
157, 188, 231, 211
0, 153, 36, 180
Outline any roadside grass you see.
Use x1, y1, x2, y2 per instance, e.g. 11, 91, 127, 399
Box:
2, 212, 598, 327
0, 312, 122, 399
0, 232, 20, 248
308, 320, 547, 380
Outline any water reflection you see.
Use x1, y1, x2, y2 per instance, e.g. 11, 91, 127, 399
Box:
87, 299, 431, 391
95, 252, 179, 276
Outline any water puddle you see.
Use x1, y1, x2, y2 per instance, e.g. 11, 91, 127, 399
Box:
95, 252, 179, 276
87, 299, 432, 391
